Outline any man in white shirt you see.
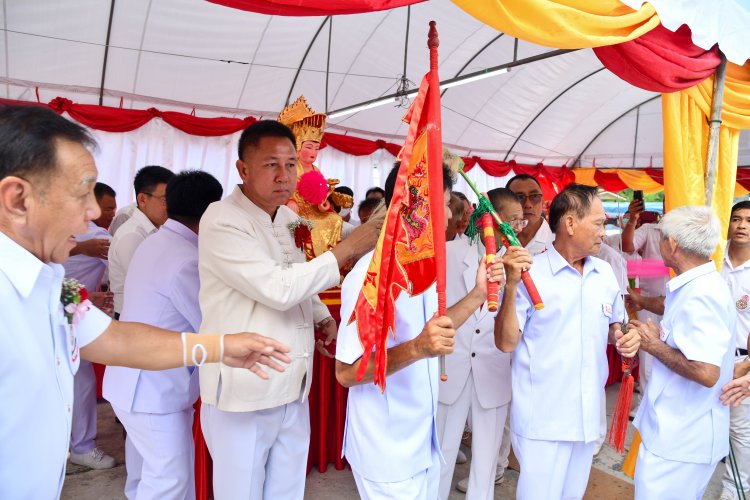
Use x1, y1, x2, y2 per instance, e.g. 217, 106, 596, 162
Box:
439, 187, 518, 500
631, 206, 735, 499
0, 105, 291, 499
718, 200, 750, 500
105, 171, 224, 500
108, 165, 174, 318
335, 163, 498, 500
496, 184, 640, 499
63, 181, 117, 470
197, 120, 379, 499
109, 202, 136, 236
506, 174, 554, 256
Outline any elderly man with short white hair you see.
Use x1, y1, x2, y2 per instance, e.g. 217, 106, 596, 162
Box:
631, 205, 735, 500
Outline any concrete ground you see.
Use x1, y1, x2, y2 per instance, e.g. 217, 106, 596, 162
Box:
62, 384, 728, 499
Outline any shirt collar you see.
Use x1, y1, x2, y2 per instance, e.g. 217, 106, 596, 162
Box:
131, 206, 158, 233
667, 261, 715, 293
547, 243, 602, 277
231, 185, 278, 224
161, 218, 198, 246
530, 218, 553, 244
723, 245, 750, 272
0, 230, 56, 298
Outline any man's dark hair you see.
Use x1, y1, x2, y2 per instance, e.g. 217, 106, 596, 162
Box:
384, 162, 455, 207
731, 200, 750, 217
358, 197, 382, 217
453, 191, 469, 203
166, 170, 223, 225
237, 120, 296, 161
487, 187, 520, 212
335, 185, 353, 197
94, 182, 116, 200
133, 165, 174, 197
0, 105, 96, 184
365, 187, 385, 199
505, 173, 542, 191
548, 183, 599, 233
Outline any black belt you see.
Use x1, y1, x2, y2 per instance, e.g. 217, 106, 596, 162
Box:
737, 348, 748, 356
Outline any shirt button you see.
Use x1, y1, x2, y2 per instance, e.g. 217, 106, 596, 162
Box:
471, 353, 476, 358
67, 405, 71, 413
57, 357, 61, 366
475, 329, 480, 334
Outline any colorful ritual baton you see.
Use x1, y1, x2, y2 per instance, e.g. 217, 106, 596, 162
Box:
480, 213, 500, 312
349, 21, 448, 391
461, 171, 544, 311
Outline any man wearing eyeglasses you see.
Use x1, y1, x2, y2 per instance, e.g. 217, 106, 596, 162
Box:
506, 174, 554, 256
109, 165, 174, 318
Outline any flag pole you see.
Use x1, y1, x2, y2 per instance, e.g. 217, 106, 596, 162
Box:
426, 21, 448, 382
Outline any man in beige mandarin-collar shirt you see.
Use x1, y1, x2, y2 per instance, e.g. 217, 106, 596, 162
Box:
198, 120, 379, 500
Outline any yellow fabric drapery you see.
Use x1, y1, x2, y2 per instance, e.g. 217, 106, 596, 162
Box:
615, 169, 663, 194
663, 61, 750, 267
451, 0, 659, 49
572, 167, 597, 186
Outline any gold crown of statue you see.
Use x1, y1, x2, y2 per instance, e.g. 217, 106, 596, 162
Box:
278, 96, 326, 150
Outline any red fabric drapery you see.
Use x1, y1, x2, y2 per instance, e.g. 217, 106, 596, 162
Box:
594, 169, 630, 192
322, 134, 401, 157
206, 0, 424, 16
594, 24, 721, 93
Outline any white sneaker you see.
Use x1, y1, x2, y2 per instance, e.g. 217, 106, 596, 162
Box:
456, 471, 504, 493
456, 450, 468, 464
69, 448, 116, 469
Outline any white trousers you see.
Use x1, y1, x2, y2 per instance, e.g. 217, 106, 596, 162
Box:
511, 432, 595, 500
437, 376, 507, 500
71, 360, 97, 454
497, 411, 511, 472
112, 405, 195, 500
201, 400, 310, 500
353, 449, 440, 500
721, 361, 750, 498
634, 442, 714, 500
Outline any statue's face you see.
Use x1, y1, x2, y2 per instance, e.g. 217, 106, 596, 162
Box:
298, 141, 320, 166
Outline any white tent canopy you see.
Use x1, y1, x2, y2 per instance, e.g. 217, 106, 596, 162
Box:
3, 0, 749, 206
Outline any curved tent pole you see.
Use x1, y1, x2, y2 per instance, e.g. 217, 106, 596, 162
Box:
99, 0, 117, 106
285, 16, 331, 107
705, 52, 727, 206
503, 67, 606, 161
441, 33, 504, 98
574, 95, 660, 168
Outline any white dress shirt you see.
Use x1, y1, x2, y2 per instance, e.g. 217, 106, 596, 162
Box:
722, 250, 750, 351
634, 262, 735, 464
526, 218, 554, 256
109, 202, 136, 236
63, 221, 111, 291
440, 238, 511, 408
337, 250, 441, 483
598, 242, 629, 295
632, 223, 668, 295
109, 207, 157, 314
198, 186, 339, 412
512, 244, 625, 443
0, 232, 111, 499
104, 219, 200, 414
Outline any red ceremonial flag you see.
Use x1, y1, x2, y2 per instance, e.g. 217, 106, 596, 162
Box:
349, 21, 446, 392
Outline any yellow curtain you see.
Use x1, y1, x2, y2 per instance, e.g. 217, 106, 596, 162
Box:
662, 61, 750, 268
573, 167, 597, 186
451, 0, 659, 49
615, 169, 663, 194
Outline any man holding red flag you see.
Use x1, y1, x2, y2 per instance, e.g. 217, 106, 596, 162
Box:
335, 162, 499, 499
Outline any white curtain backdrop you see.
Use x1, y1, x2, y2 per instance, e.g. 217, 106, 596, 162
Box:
78, 114, 509, 219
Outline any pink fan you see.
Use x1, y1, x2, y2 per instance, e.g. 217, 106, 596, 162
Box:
627, 259, 670, 279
